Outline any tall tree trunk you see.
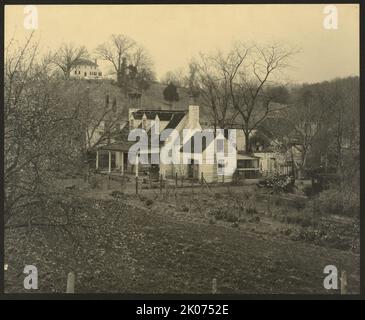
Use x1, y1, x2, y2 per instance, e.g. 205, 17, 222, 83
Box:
244, 130, 251, 153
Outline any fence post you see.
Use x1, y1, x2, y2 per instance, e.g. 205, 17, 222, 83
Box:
175, 172, 178, 188
341, 271, 347, 294
66, 272, 75, 293
160, 174, 163, 194
212, 278, 217, 294
107, 173, 111, 190
136, 176, 139, 195
201, 172, 204, 192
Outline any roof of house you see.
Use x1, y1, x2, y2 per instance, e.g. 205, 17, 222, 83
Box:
237, 151, 260, 160
164, 112, 186, 130
132, 110, 186, 121
74, 59, 99, 67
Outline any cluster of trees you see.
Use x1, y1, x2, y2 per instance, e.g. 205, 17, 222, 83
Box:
162, 43, 359, 181
5, 34, 359, 223
52, 34, 155, 92
4, 33, 125, 224
163, 43, 297, 150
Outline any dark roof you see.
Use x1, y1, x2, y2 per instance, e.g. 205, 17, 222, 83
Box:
98, 141, 135, 152
75, 59, 98, 67
164, 112, 186, 130
132, 110, 186, 121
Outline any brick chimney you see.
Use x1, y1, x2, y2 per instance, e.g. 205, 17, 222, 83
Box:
187, 105, 200, 129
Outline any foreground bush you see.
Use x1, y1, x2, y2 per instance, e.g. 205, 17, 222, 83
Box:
316, 187, 359, 217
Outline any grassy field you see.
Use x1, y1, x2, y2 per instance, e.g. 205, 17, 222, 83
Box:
4, 176, 360, 294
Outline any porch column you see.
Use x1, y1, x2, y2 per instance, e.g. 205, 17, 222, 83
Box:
96, 151, 99, 169
108, 151, 112, 173
121, 152, 124, 175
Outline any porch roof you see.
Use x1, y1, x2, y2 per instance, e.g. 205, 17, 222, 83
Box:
98, 141, 135, 152
237, 152, 260, 160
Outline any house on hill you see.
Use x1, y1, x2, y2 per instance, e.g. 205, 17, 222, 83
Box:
71, 58, 103, 80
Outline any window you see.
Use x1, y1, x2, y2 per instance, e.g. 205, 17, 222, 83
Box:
75, 70, 77, 74
84, 72, 87, 77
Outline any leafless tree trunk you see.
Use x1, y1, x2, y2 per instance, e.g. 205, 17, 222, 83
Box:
52, 43, 89, 78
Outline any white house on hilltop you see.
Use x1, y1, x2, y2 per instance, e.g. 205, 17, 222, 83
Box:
71, 58, 103, 80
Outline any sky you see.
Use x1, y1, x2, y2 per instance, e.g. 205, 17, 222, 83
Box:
5, 4, 359, 84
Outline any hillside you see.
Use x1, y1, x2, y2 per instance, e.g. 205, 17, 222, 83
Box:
81, 79, 212, 121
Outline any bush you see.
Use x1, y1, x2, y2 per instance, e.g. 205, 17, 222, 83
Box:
89, 174, 99, 189
145, 199, 153, 206
226, 212, 239, 223
111, 190, 124, 198
246, 207, 258, 215
208, 207, 238, 223
265, 171, 294, 193
316, 187, 360, 217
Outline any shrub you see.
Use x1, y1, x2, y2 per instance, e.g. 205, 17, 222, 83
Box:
208, 207, 238, 223
111, 190, 124, 198
226, 212, 238, 223
265, 171, 294, 193
238, 217, 247, 223
316, 187, 360, 217
145, 199, 153, 206
293, 199, 306, 211
89, 175, 99, 189
246, 207, 258, 215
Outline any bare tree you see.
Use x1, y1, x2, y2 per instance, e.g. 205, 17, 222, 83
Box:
59, 81, 125, 180
52, 43, 89, 78
221, 43, 297, 152
4, 34, 76, 223
129, 45, 156, 91
193, 54, 238, 132
96, 34, 136, 85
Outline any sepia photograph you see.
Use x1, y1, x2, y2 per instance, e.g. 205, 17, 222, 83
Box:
3, 3, 361, 298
